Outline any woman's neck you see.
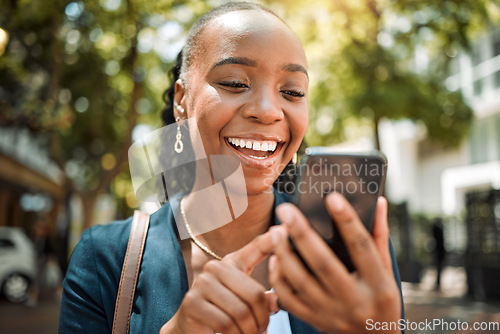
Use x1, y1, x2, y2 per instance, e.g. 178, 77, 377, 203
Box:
182, 188, 275, 257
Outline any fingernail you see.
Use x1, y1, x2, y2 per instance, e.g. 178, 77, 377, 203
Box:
270, 227, 283, 246
265, 290, 280, 314
276, 204, 294, 227
328, 192, 345, 213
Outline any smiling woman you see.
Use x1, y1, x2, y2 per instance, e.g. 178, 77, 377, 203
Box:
59, 2, 404, 334
171, 7, 309, 196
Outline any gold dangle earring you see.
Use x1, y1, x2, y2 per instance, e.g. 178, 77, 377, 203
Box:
174, 117, 184, 153
174, 103, 185, 154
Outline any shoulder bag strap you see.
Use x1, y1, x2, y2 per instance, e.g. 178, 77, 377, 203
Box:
112, 210, 150, 334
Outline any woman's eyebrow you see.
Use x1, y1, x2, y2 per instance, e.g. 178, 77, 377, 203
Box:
210, 57, 309, 78
210, 57, 257, 70
282, 63, 309, 78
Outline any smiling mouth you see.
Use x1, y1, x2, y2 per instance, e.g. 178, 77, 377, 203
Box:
226, 137, 280, 160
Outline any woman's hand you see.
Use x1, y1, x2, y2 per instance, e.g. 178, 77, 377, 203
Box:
269, 192, 401, 334
160, 227, 283, 334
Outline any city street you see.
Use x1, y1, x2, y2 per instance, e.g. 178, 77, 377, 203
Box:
403, 267, 500, 334
0, 267, 499, 334
0, 294, 60, 334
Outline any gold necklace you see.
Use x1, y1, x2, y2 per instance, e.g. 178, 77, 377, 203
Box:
179, 197, 222, 260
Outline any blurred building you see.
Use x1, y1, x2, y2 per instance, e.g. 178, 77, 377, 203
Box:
380, 27, 500, 264
0, 126, 64, 234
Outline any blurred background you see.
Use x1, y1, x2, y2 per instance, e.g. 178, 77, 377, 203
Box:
0, 0, 500, 333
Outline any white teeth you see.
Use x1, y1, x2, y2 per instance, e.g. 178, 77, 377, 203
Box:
227, 137, 279, 152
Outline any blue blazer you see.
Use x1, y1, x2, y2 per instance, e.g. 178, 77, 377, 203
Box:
59, 191, 404, 333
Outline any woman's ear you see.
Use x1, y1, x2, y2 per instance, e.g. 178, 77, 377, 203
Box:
173, 79, 187, 120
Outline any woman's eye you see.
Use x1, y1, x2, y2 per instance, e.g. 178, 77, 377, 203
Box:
219, 80, 249, 89
281, 90, 305, 99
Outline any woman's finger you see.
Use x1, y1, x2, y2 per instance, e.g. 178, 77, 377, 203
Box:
371, 196, 392, 271
203, 260, 271, 331
268, 255, 316, 320
265, 290, 279, 315
272, 228, 329, 305
323, 192, 386, 284
195, 271, 261, 333
224, 226, 286, 274
193, 226, 287, 333
268, 255, 349, 334
275, 203, 354, 295
180, 289, 240, 334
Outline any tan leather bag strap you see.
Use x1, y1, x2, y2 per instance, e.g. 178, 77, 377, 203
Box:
112, 210, 150, 334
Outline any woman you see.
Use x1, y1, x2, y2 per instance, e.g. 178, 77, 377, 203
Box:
59, 2, 404, 333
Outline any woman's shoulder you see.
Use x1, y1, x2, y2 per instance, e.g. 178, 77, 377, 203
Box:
60, 203, 177, 332
74, 202, 174, 264
67, 215, 135, 284
83, 216, 133, 250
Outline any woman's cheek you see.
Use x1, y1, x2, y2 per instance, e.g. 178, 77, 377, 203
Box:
291, 108, 309, 147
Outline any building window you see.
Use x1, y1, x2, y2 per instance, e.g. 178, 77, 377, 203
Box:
468, 116, 493, 164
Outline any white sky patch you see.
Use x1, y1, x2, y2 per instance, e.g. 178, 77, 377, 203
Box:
157, 21, 182, 40
65, 2, 84, 20
137, 21, 185, 61
377, 31, 394, 49
138, 28, 155, 53
101, 0, 121, 11
132, 124, 153, 143
156, 38, 185, 63
395, 17, 412, 33
315, 110, 334, 135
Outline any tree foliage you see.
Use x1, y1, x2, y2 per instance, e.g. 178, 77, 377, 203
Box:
270, 0, 498, 148
0, 0, 207, 226
0, 0, 497, 225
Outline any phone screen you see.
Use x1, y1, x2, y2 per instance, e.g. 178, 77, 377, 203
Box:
292, 148, 387, 272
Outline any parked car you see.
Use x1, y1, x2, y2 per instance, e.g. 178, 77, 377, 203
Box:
0, 227, 36, 303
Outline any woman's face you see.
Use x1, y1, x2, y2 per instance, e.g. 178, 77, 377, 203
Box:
175, 10, 309, 195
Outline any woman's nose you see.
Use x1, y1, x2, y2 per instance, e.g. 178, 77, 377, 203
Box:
241, 88, 284, 124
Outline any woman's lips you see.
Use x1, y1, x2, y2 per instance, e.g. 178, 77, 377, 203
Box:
225, 137, 284, 168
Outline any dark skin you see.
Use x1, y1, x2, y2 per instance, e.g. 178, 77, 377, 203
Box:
162, 9, 308, 334
161, 9, 401, 334
271, 194, 401, 334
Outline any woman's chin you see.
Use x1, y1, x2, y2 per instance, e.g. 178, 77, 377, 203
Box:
244, 180, 276, 197
240, 164, 286, 197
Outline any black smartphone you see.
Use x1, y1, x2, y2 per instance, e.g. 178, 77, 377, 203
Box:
291, 147, 387, 272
